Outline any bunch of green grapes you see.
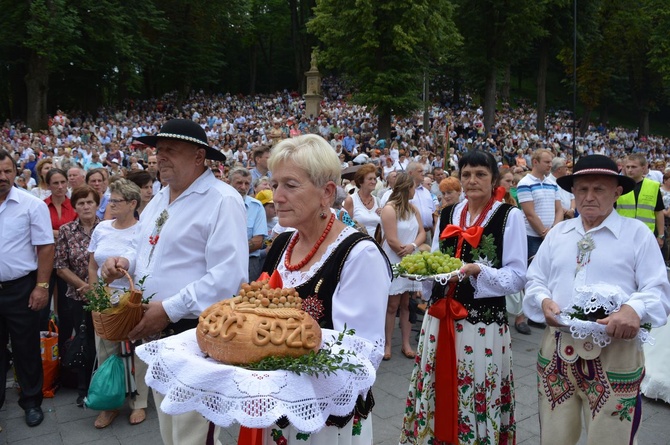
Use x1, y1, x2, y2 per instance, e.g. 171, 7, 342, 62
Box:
397, 251, 463, 276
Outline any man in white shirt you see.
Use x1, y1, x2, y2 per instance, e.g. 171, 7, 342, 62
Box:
101, 119, 248, 445
407, 161, 436, 239
547, 157, 575, 219
524, 155, 670, 445
67, 166, 85, 192
0, 149, 54, 427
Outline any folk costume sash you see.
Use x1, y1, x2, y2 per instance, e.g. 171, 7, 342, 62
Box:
428, 196, 494, 443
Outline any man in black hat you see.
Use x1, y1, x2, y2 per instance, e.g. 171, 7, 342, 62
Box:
102, 118, 248, 445
523, 155, 670, 445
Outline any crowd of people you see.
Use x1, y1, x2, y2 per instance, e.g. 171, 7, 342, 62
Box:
1, 83, 670, 444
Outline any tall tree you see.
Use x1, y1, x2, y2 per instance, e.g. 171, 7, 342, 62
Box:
289, 0, 317, 93
453, 0, 545, 133
308, 0, 460, 139
647, 0, 670, 89
0, 0, 82, 129
600, 0, 668, 135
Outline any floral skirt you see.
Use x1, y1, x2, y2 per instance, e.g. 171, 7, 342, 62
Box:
399, 315, 516, 445
262, 415, 372, 445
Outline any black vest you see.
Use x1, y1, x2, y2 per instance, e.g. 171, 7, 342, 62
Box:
263, 230, 389, 329
436, 203, 514, 325
262, 230, 390, 428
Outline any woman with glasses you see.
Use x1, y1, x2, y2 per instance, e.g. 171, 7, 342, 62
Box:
87, 179, 148, 429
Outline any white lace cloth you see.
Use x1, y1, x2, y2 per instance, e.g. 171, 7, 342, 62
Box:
135, 328, 378, 433
556, 283, 655, 348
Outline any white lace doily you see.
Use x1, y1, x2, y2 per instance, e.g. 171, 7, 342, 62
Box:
557, 283, 655, 348
135, 329, 378, 433
555, 315, 654, 348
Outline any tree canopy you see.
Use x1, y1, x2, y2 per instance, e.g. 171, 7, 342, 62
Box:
0, 0, 668, 135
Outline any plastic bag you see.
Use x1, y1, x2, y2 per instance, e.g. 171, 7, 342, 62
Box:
40, 320, 59, 398
85, 355, 125, 410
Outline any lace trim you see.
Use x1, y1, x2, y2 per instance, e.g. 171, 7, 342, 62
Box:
279, 227, 356, 288
556, 283, 655, 348
135, 329, 379, 432
555, 315, 654, 348
470, 265, 525, 300
571, 283, 625, 316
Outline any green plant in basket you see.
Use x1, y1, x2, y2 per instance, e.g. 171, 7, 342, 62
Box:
396, 251, 462, 276
83, 278, 113, 312
84, 275, 154, 312
245, 327, 364, 377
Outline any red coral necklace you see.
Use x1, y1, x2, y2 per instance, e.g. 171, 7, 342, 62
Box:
460, 196, 495, 228
284, 213, 336, 271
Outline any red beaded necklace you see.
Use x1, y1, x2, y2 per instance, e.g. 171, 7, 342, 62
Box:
284, 212, 336, 271
459, 196, 496, 229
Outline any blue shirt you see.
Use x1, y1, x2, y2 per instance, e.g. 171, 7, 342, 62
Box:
342, 136, 356, 153
244, 196, 267, 258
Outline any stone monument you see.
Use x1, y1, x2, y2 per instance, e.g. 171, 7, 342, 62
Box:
304, 51, 322, 118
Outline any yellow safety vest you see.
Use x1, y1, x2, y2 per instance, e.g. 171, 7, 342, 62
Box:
616, 179, 659, 231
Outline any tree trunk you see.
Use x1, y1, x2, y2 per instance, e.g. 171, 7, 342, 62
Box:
501, 64, 510, 104
289, 0, 306, 93
599, 104, 609, 126
579, 107, 591, 135
118, 63, 130, 102
536, 39, 549, 133
377, 108, 392, 141
452, 70, 461, 107
639, 110, 649, 137
249, 44, 258, 95
483, 66, 497, 133
24, 50, 49, 130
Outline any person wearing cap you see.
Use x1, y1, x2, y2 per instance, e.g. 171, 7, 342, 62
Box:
523, 155, 670, 445
255, 189, 277, 237
100, 118, 248, 445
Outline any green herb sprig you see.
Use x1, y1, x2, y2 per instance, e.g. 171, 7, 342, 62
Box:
136, 275, 155, 304
83, 278, 113, 312
568, 305, 652, 331
84, 275, 154, 311
245, 327, 364, 378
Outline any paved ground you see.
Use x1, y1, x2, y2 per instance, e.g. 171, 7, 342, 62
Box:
2, 320, 669, 445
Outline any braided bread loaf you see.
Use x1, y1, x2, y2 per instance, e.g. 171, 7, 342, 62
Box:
196, 280, 322, 365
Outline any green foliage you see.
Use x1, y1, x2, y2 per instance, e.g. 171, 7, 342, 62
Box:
470, 234, 498, 267
647, 0, 670, 89
83, 275, 153, 312
83, 278, 113, 313
245, 327, 364, 377
308, 0, 460, 118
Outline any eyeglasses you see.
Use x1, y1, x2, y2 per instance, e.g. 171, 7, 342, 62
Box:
108, 198, 128, 205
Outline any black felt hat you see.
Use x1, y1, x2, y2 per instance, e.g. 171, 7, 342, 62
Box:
556, 155, 635, 194
134, 119, 225, 162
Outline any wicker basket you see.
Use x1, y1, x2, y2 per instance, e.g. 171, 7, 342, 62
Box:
91, 269, 144, 342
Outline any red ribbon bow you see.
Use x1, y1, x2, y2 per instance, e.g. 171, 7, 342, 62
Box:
440, 224, 484, 250
493, 186, 506, 202
428, 296, 469, 444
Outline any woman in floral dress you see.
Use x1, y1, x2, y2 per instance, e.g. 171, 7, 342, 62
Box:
400, 150, 527, 445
